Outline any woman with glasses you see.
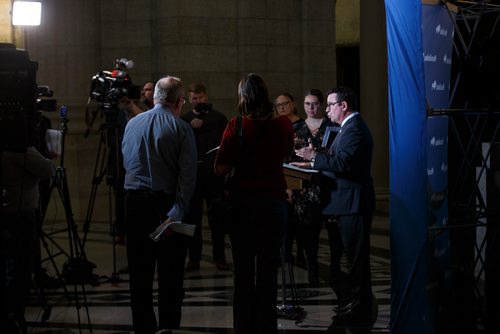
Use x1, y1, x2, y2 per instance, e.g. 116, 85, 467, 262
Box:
274, 93, 308, 267
274, 93, 304, 131
289, 88, 337, 284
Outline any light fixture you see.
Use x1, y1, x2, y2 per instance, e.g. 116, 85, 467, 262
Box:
12, 1, 42, 26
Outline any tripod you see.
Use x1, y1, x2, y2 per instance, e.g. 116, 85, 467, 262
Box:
82, 106, 125, 283
277, 240, 305, 322
39, 106, 93, 333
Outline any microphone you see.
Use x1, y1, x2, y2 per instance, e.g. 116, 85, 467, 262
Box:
59, 105, 68, 119
115, 58, 134, 70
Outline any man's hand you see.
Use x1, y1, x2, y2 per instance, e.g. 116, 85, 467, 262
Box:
158, 217, 175, 238
295, 143, 316, 161
290, 161, 313, 169
190, 118, 204, 128
119, 97, 144, 117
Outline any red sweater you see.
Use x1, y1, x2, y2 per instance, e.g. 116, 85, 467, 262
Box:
215, 115, 294, 199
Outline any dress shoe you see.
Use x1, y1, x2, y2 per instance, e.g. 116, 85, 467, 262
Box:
308, 271, 319, 284
333, 299, 360, 314
185, 261, 200, 271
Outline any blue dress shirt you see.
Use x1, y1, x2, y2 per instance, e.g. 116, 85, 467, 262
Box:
122, 104, 197, 221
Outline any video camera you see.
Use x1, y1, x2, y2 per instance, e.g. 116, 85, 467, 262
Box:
194, 102, 213, 119
89, 58, 140, 110
0, 43, 55, 152
37, 85, 57, 112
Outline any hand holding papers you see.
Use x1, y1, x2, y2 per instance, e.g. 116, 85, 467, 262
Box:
149, 218, 196, 242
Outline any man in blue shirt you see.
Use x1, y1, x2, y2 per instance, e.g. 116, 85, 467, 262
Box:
122, 76, 197, 334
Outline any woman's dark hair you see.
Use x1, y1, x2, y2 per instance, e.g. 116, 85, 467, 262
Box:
304, 88, 324, 104
237, 73, 274, 119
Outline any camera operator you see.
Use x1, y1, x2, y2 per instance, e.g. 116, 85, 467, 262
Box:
181, 83, 229, 271
1, 140, 55, 333
141, 80, 155, 109
118, 95, 148, 119
118, 80, 156, 119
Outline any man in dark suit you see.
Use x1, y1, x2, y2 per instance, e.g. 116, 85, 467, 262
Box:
293, 87, 375, 326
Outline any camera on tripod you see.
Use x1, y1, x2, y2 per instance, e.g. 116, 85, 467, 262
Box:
89, 58, 140, 111
36, 85, 57, 112
194, 102, 213, 119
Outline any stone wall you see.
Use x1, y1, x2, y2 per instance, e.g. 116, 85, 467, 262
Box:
2, 0, 337, 224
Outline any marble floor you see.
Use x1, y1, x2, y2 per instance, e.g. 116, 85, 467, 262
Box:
25, 212, 391, 334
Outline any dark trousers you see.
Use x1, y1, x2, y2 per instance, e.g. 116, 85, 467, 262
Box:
297, 222, 323, 278
186, 175, 226, 262
229, 196, 287, 334
331, 213, 373, 314
325, 218, 344, 281
1, 211, 37, 334
125, 191, 188, 333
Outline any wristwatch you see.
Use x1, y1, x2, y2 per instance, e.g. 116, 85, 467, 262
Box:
310, 152, 316, 168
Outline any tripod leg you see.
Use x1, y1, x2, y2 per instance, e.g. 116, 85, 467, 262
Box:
39, 231, 70, 298
31, 277, 52, 322
280, 242, 288, 305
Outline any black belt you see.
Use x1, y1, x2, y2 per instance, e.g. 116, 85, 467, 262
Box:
126, 189, 161, 194
126, 189, 172, 197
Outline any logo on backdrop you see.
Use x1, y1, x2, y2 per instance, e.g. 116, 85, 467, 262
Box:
435, 24, 448, 36
430, 136, 445, 146
424, 53, 437, 62
431, 81, 446, 91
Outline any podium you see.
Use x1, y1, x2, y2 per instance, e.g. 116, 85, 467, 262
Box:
283, 163, 318, 190
278, 163, 318, 321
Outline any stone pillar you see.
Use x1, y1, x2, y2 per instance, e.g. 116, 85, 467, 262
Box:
360, 0, 389, 211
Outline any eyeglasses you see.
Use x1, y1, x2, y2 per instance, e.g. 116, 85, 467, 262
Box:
304, 102, 320, 108
275, 101, 290, 109
326, 101, 343, 109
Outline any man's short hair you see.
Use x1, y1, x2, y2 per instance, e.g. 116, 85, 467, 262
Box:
327, 87, 358, 111
188, 82, 207, 95
154, 76, 183, 105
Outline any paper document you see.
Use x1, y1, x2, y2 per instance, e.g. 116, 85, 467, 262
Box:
283, 163, 319, 174
45, 129, 61, 157
205, 146, 220, 155
149, 221, 196, 241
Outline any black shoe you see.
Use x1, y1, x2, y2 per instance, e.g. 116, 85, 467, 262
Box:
333, 299, 360, 314
308, 271, 319, 284
35, 270, 61, 289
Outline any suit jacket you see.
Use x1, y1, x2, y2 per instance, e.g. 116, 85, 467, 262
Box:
313, 114, 375, 216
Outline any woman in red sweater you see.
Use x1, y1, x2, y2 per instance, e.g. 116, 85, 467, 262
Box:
215, 73, 294, 334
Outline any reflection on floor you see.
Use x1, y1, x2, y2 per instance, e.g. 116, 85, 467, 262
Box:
26, 212, 390, 333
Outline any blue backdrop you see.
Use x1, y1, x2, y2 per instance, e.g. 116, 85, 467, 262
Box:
385, 1, 454, 333
385, 1, 429, 333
